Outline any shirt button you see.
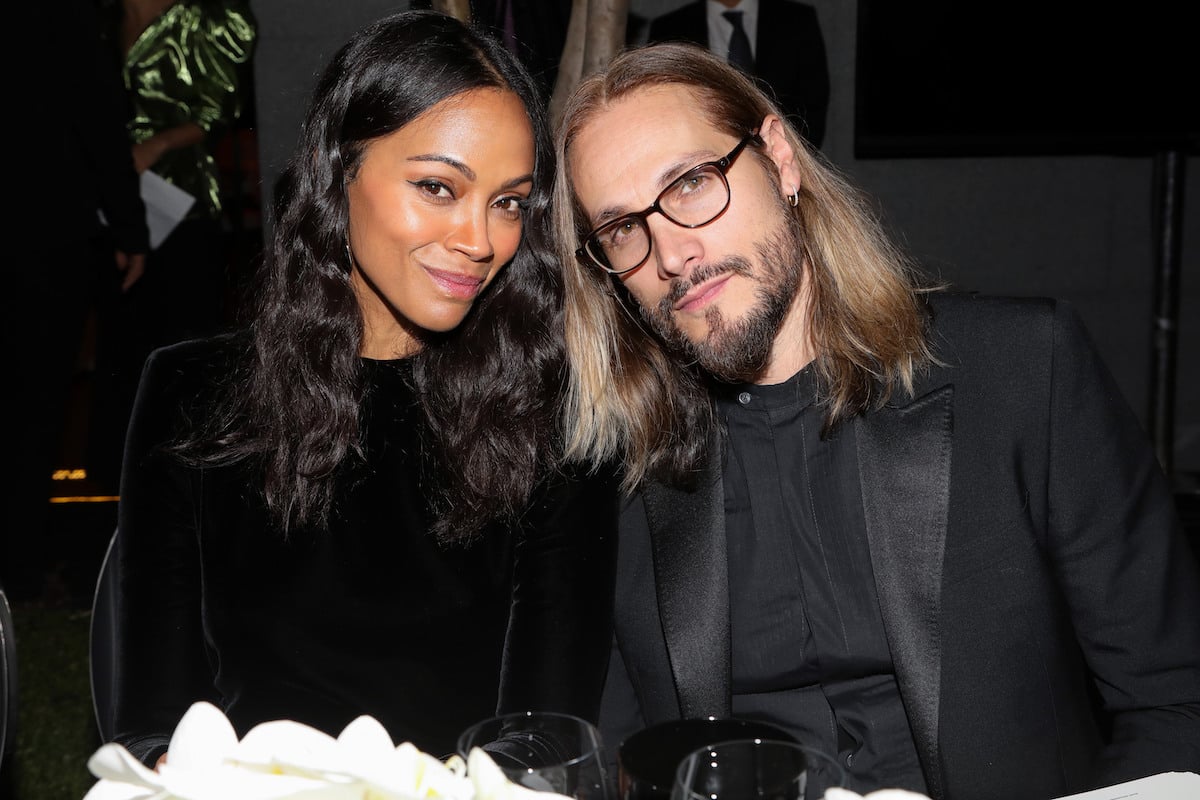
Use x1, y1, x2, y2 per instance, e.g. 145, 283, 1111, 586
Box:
737, 391, 752, 405
844, 751, 855, 768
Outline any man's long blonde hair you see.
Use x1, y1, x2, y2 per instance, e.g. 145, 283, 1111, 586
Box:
552, 43, 936, 492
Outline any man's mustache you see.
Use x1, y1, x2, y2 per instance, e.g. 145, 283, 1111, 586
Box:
659, 256, 755, 312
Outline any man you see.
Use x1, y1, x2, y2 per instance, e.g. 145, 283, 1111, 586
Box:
646, 0, 830, 147
549, 43, 1200, 799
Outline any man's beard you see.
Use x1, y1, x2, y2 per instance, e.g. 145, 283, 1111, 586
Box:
638, 211, 806, 383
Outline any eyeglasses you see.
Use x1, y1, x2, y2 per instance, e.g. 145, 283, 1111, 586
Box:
575, 132, 763, 275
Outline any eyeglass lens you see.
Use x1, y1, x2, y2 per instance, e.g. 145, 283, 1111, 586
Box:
588, 165, 730, 273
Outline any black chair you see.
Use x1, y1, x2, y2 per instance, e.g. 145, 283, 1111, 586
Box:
90, 529, 121, 743
1, 581, 17, 771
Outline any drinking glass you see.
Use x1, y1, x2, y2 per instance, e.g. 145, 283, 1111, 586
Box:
457, 710, 613, 800
670, 739, 845, 800
618, 718, 796, 800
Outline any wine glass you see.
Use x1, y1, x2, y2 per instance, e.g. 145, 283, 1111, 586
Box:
457, 710, 613, 800
618, 718, 797, 800
670, 738, 845, 800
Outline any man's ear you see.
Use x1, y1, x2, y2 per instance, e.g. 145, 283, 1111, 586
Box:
759, 113, 802, 197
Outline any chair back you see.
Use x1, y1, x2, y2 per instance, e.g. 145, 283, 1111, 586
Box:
1, 582, 17, 770
90, 529, 121, 742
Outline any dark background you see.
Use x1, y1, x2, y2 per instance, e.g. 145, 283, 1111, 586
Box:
854, 1, 1197, 158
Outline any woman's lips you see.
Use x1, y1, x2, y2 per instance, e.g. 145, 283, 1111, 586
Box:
425, 266, 485, 299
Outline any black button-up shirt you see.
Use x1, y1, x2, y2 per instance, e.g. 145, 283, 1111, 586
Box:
717, 366, 927, 793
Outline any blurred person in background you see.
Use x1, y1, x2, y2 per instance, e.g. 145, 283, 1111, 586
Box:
645, 0, 830, 147
88, 0, 257, 494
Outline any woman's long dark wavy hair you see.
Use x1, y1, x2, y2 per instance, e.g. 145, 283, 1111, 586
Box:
179, 10, 565, 542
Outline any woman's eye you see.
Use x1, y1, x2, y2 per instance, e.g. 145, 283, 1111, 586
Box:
494, 196, 526, 218
412, 180, 453, 199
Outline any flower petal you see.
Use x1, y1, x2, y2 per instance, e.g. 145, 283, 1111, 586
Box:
166, 701, 240, 771
337, 715, 396, 755
87, 743, 164, 788
355, 741, 471, 799
158, 763, 345, 800
81, 778, 160, 800
234, 719, 345, 778
823, 790, 933, 800
468, 747, 572, 800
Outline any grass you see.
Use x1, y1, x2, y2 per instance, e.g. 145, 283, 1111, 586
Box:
2, 603, 100, 800
2, 499, 115, 800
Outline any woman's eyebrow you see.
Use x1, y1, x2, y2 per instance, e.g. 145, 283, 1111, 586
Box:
407, 155, 533, 192
408, 153, 475, 181
500, 173, 534, 191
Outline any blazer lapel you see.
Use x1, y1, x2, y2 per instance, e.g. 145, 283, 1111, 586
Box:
855, 385, 952, 799
641, 427, 731, 718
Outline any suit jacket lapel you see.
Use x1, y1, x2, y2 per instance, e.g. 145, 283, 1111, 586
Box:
855, 385, 952, 799
637, 381, 953, 791
642, 425, 731, 718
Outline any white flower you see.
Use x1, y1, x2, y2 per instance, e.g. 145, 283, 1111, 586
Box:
83, 701, 571, 800
824, 788, 933, 800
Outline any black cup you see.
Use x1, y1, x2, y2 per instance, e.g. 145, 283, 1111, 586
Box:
617, 718, 796, 800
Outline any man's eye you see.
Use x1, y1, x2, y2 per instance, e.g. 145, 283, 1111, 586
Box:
603, 220, 641, 247
674, 170, 713, 197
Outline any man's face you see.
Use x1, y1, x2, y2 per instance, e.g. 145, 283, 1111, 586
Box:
568, 85, 808, 383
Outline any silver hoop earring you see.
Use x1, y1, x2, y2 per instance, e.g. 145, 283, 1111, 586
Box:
788, 189, 799, 208
344, 240, 355, 267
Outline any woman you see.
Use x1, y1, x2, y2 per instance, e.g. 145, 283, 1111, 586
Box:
107, 10, 617, 767
90, 0, 258, 492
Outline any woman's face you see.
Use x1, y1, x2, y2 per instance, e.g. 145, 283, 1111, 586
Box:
345, 87, 535, 358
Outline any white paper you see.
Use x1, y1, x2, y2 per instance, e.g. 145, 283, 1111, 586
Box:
139, 170, 195, 249
1051, 772, 1199, 800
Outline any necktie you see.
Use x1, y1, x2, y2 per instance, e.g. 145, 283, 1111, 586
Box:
723, 10, 754, 72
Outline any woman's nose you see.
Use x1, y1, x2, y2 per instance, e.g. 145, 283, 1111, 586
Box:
447, 206, 494, 261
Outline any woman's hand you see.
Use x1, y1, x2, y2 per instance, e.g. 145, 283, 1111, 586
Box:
131, 122, 205, 173
131, 137, 168, 174
115, 250, 147, 292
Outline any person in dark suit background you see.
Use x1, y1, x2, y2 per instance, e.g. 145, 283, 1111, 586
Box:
646, 0, 830, 148
4, 0, 150, 603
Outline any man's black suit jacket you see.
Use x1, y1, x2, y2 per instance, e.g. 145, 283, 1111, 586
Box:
598, 293, 1200, 799
647, 0, 830, 147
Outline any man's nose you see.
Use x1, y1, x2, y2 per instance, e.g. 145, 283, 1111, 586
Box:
646, 214, 703, 279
